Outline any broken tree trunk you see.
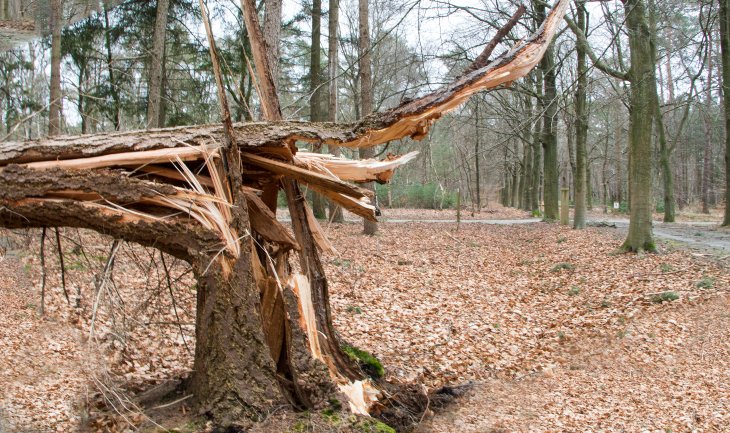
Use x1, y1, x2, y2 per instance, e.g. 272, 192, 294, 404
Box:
0, 0, 569, 427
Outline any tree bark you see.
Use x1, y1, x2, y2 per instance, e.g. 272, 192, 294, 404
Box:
263, 0, 282, 87
310, 0, 327, 219
720, 0, 730, 226
146, 0, 170, 129
358, 0, 377, 235
573, 1, 588, 229
621, 0, 656, 252
536, 1, 559, 220
103, 5, 121, 130
327, 0, 344, 222
702, 20, 715, 215
48, 0, 62, 137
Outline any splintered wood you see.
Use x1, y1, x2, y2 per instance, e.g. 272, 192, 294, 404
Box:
290, 273, 381, 416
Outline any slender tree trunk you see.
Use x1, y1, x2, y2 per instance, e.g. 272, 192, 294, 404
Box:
586, 160, 593, 210
622, 0, 656, 252
614, 101, 623, 205
573, 1, 588, 229
327, 0, 344, 222
648, 0, 675, 222
146, 0, 170, 129
359, 0, 377, 235
537, 2, 559, 220
702, 23, 715, 214
103, 6, 121, 130
522, 94, 533, 211
475, 102, 481, 210
310, 0, 327, 219
49, 0, 62, 137
78, 63, 87, 134
720, 0, 730, 226
263, 0, 282, 88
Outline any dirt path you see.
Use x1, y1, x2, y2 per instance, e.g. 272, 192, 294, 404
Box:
379, 217, 730, 254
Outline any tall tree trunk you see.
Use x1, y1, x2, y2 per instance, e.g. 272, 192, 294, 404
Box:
622, 0, 656, 252
573, 0, 587, 229
48, 0, 62, 136
720, 0, 730, 226
103, 5, 121, 130
146, 0, 170, 129
263, 0, 282, 88
327, 0, 344, 222
522, 93, 533, 211
702, 20, 715, 215
614, 100, 623, 205
310, 0, 327, 219
475, 102, 481, 210
537, 2, 559, 220
78, 63, 87, 135
586, 160, 593, 210
359, 0, 377, 235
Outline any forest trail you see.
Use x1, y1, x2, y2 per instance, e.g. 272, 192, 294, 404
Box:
325, 212, 730, 254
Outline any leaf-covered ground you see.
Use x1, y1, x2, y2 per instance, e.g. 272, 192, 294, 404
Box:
0, 212, 728, 432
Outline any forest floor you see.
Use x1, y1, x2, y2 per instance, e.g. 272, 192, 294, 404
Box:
0, 206, 728, 432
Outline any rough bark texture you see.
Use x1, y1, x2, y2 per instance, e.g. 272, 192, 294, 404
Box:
48, 0, 62, 136
310, 0, 327, 219
648, 0, 675, 223
573, 1, 587, 229
263, 0, 282, 86
190, 235, 285, 425
720, 0, 730, 226
327, 0, 344, 223
536, 1, 559, 220
146, 0, 170, 129
358, 0, 377, 235
622, 0, 656, 252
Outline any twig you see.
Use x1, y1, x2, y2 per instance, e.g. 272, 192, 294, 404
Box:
160, 251, 192, 356
90, 240, 122, 338
150, 394, 193, 410
39, 227, 47, 316
54, 228, 70, 305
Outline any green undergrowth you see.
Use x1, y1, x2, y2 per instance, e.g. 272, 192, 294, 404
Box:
651, 291, 679, 304
341, 344, 384, 378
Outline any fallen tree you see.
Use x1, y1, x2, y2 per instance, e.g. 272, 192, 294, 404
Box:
0, 0, 568, 428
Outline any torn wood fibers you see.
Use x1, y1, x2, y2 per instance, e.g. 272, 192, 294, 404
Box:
0, 0, 568, 421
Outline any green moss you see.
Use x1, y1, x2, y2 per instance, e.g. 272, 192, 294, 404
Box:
356, 420, 396, 433
342, 344, 384, 378
651, 291, 679, 303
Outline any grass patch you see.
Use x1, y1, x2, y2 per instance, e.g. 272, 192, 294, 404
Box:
696, 278, 714, 289
346, 305, 363, 314
567, 286, 581, 296
551, 262, 575, 272
342, 344, 384, 378
651, 291, 679, 303
660, 263, 673, 273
